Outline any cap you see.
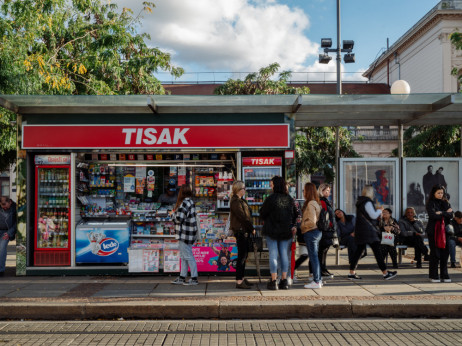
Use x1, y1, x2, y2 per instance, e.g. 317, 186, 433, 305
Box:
167, 178, 176, 192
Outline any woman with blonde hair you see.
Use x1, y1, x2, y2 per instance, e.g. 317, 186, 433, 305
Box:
230, 180, 255, 289
348, 185, 397, 281
300, 182, 323, 289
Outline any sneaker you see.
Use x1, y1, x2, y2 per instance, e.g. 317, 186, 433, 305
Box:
430, 278, 440, 283
383, 271, 397, 280
278, 279, 289, 290
183, 278, 199, 286
243, 279, 253, 287
293, 276, 299, 283
304, 281, 322, 289
348, 274, 362, 281
322, 272, 334, 279
287, 277, 293, 286
451, 262, 456, 268
236, 281, 252, 289
171, 277, 185, 285
267, 280, 278, 290
443, 278, 452, 283
416, 263, 422, 269
423, 254, 430, 261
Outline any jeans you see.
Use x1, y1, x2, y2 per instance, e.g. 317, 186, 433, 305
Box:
179, 240, 198, 278
277, 240, 294, 278
266, 237, 291, 275
303, 229, 322, 283
0, 233, 9, 273
235, 233, 249, 281
448, 238, 456, 264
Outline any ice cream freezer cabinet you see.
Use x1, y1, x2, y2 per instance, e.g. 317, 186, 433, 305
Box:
75, 221, 130, 264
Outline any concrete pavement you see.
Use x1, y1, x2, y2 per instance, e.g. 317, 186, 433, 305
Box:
1, 243, 462, 319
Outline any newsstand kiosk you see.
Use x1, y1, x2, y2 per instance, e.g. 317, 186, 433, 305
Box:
11, 95, 295, 276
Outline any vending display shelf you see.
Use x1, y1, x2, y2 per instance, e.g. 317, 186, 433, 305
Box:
39, 179, 68, 183
38, 205, 69, 209
248, 202, 263, 206
87, 195, 115, 198
131, 234, 176, 238
244, 177, 273, 180
40, 193, 69, 196
89, 184, 115, 188
133, 218, 173, 222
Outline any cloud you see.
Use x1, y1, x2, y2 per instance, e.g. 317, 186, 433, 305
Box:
114, 0, 319, 73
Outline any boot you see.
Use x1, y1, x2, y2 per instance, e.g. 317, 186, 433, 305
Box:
267, 279, 278, 290
278, 279, 289, 290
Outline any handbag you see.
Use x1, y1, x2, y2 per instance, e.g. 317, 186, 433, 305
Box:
248, 232, 263, 252
381, 232, 395, 246
445, 224, 455, 236
435, 219, 446, 249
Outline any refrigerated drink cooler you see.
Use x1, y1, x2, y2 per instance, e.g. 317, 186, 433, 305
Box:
34, 165, 71, 266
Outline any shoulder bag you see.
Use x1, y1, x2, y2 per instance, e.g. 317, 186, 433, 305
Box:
435, 219, 446, 249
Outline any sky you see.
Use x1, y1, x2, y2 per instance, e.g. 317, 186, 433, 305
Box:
114, 0, 440, 83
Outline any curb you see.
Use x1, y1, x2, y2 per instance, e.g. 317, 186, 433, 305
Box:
2, 300, 462, 320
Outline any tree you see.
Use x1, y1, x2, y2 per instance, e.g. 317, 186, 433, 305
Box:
0, 0, 184, 169
214, 63, 359, 182
395, 32, 462, 158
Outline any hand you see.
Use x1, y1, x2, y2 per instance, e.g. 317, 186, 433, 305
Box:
252, 229, 256, 235
458, 237, 462, 243
1, 233, 9, 240
436, 211, 442, 215
351, 232, 355, 237
447, 208, 453, 213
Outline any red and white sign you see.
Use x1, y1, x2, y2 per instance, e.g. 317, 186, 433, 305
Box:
34, 155, 70, 165
22, 124, 290, 149
242, 157, 282, 166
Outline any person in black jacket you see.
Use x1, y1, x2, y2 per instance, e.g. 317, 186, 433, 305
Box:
398, 207, 429, 268
348, 185, 397, 281
0, 197, 17, 276
448, 211, 462, 268
259, 176, 297, 290
230, 180, 255, 289
426, 184, 454, 282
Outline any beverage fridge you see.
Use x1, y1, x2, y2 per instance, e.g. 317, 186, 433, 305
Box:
34, 155, 71, 266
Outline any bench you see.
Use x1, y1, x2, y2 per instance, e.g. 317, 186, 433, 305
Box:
335, 244, 409, 265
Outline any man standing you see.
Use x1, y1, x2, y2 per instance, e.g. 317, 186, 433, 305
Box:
0, 196, 17, 276
422, 165, 435, 204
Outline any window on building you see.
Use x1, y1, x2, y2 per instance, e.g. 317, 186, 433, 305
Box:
1, 178, 9, 198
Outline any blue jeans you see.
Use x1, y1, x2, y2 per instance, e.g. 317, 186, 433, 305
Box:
266, 237, 291, 275
179, 241, 198, 278
303, 229, 322, 283
0, 233, 9, 273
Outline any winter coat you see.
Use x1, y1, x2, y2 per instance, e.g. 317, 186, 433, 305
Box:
398, 217, 425, 238
425, 198, 453, 237
259, 193, 297, 241
230, 195, 253, 236
378, 217, 400, 236
319, 197, 337, 246
354, 196, 380, 245
300, 200, 321, 234
0, 200, 17, 240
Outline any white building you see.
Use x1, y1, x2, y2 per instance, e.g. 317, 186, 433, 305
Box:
363, 0, 462, 93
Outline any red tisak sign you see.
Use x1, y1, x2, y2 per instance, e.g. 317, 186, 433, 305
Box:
22, 124, 290, 149
242, 157, 282, 166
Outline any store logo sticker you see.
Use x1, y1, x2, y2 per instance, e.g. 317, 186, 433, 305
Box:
97, 238, 119, 256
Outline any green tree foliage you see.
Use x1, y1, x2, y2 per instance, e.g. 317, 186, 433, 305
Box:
214, 63, 358, 182
0, 0, 184, 169
394, 32, 462, 158
214, 63, 310, 95
296, 127, 360, 182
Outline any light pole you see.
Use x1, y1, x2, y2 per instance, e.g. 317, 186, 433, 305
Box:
318, 0, 356, 207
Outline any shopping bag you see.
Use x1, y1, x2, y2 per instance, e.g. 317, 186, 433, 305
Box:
381, 232, 395, 246
435, 219, 446, 249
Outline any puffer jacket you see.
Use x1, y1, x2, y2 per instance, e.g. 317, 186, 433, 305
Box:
354, 196, 380, 245
259, 193, 296, 241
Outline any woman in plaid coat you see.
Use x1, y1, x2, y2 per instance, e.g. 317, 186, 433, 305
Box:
171, 184, 199, 286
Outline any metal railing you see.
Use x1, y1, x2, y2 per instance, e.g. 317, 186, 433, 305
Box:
156, 71, 368, 84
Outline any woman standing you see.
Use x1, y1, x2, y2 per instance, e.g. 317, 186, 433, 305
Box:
316, 184, 336, 279
260, 176, 297, 290
378, 208, 401, 269
348, 185, 397, 281
230, 181, 255, 289
300, 182, 323, 289
426, 184, 454, 283
171, 184, 199, 286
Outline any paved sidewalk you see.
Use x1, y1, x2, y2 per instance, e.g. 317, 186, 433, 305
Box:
1, 243, 462, 319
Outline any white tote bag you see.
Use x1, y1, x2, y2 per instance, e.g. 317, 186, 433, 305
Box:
381, 232, 395, 246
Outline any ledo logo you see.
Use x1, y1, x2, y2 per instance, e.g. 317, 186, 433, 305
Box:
97, 237, 119, 256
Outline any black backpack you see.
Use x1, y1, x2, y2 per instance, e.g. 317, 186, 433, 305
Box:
317, 206, 330, 232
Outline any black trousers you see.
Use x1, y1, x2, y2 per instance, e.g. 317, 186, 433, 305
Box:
340, 235, 358, 264
400, 234, 428, 264
235, 233, 249, 281
380, 244, 397, 266
350, 241, 387, 272
427, 233, 450, 280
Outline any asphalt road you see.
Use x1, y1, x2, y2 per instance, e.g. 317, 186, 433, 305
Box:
0, 319, 461, 345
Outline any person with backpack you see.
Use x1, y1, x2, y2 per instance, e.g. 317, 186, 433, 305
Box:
300, 182, 323, 289
348, 185, 397, 281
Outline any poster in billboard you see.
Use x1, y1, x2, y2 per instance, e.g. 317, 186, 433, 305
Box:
192, 243, 237, 272
340, 159, 399, 215
403, 158, 461, 222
